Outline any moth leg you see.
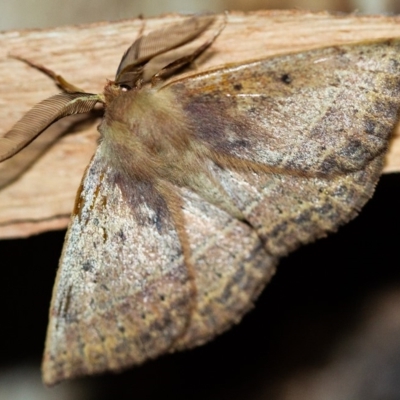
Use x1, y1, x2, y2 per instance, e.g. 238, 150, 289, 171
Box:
151, 13, 227, 85
11, 55, 85, 93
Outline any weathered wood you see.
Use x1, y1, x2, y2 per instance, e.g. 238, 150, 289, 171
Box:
1, 10, 400, 239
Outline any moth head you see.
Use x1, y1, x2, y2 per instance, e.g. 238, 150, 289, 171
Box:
103, 79, 137, 104
0, 14, 220, 170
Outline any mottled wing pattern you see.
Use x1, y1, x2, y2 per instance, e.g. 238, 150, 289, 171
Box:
164, 40, 400, 256
210, 158, 381, 256
162, 183, 277, 351
43, 144, 193, 385
42, 39, 400, 384
170, 40, 400, 175
43, 146, 278, 384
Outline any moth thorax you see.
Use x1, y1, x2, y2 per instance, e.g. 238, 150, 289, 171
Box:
99, 87, 198, 182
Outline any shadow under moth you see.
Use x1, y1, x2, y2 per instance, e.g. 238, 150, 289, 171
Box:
1, 14, 400, 386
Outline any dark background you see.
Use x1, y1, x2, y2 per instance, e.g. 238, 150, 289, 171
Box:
1, 173, 399, 399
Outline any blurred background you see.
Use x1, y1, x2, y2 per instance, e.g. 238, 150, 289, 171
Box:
1, 1, 400, 400
0, 0, 400, 30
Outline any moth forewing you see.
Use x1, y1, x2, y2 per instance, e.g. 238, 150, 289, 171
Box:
42, 147, 195, 385
163, 39, 400, 255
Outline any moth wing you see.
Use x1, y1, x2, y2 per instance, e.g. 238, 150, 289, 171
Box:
42, 144, 193, 386
168, 40, 400, 176
158, 182, 277, 351
164, 40, 400, 257
0, 93, 99, 162
209, 156, 382, 257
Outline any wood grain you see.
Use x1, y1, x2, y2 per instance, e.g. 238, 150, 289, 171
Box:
1, 9, 400, 239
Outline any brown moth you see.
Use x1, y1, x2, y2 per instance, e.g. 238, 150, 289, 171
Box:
1, 14, 400, 386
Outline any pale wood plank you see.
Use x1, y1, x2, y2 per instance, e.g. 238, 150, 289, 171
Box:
1, 10, 400, 238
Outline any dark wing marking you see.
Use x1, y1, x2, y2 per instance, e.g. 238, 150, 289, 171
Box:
168, 40, 400, 176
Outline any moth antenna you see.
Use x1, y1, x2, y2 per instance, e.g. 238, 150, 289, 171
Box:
115, 14, 217, 88
150, 13, 227, 86
11, 55, 85, 93
136, 14, 146, 44
0, 93, 101, 162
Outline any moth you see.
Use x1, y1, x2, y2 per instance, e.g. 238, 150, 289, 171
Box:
1, 14, 400, 386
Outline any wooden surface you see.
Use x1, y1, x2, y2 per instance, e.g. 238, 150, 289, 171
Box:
1, 9, 400, 239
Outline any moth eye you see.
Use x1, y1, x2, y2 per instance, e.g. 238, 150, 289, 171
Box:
120, 84, 132, 92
